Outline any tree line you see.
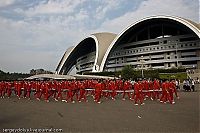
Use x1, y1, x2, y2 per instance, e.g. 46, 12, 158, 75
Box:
0, 70, 30, 81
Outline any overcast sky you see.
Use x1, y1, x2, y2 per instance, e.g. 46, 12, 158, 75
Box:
0, 0, 199, 73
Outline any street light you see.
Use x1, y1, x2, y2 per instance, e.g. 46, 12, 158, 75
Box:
140, 56, 145, 78
176, 43, 178, 68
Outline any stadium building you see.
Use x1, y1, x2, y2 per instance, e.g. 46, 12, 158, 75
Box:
56, 15, 200, 75
56, 33, 117, 74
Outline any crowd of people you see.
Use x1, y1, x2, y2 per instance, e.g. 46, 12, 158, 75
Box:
0, 79, 179, 105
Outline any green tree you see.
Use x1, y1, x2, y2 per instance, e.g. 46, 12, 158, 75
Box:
121, 65, 134, 80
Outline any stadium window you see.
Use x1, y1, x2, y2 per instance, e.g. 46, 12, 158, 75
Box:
181, 44, 183, 47
190, 43, 192, 46
172, 45, 175, 48
163, 40, 167, 44
185, 44, 188, 47
194, 43, 196, 46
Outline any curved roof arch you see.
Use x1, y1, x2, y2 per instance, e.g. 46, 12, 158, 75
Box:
99, 15, 200, 71
56, 32, 116, 74
55, 46, 74, 74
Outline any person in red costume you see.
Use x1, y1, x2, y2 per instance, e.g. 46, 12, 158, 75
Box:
160, 80, 173, 104
44, 82, 50, 102
143, 79, 149, 100
35, 81, 41, 101
94, 80, 102, 104
122, 80, 131, 100
153, 79, 161, 100
55, 81, 63, 101
78, 81, 87, 102
148, 79, 154, 100
0, 81, 2, 98
1, 81, 6, 98
6, 81, 12, 98
66, 81, 75, 103
22, 81, 27, 98
26, 81, 32, 100
133, 80, 144, 105
38, 81, 46, 100
169, 80, 179, 104
17, 81, 22, 99
110, 80, 117, 100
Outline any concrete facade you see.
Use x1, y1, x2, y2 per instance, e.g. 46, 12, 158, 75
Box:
56, 15, 200, 75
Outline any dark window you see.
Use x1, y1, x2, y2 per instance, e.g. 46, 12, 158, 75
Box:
182, 61, 197, 65
179, 37, 198, 42
163, 40, 167, 44
151, 63, 164, 67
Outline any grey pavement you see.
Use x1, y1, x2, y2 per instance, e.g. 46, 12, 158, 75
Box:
0, 91, 199, 133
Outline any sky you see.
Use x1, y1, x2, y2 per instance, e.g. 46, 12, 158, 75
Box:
0, 0, 199, 73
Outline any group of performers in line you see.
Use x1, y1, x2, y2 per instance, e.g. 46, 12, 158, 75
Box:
0, 79, 179, 105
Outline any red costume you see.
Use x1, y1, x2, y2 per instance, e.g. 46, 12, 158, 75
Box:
153, 80, 160, 100
122, 81, 131, 100
160, 81, 173, 104
133, 81, 144, 105
94, 82, 102, 103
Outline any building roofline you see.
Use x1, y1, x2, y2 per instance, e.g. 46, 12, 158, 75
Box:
99, 15, 200, 71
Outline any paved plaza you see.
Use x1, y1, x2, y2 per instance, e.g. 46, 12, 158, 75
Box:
0, 90, 199, 133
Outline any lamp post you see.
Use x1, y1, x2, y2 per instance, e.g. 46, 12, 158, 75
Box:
176, 43, 178, 68
140, 56, 145, 78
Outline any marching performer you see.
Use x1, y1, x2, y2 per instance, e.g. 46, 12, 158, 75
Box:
133, 80, 144, 105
